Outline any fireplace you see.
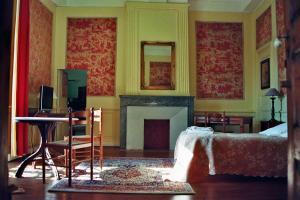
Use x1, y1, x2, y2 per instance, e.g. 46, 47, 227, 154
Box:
119, 95, 194, 149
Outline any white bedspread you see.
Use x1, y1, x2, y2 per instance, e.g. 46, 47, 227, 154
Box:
167, 127, 287, 182
166, 126, 214, 182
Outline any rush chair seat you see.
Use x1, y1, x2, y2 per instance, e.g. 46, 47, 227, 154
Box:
47, 107, 97, 187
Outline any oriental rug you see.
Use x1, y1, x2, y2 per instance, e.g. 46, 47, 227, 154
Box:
9, 157, 173, 179
48, 157, 194, 194
78, 157, 174, 169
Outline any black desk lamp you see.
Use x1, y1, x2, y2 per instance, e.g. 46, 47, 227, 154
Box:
265, 88, 280, 122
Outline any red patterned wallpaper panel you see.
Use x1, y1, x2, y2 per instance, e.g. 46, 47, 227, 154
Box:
149, 62, 171, 86
256, 7, 272, 49
196, 22, 244, 99
28, 0, 52, 93
276, 0, 287, 92
66, 18, 117, 96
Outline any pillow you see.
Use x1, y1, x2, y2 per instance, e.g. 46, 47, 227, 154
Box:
185, 126, 214, 134
259, 123, 287, 137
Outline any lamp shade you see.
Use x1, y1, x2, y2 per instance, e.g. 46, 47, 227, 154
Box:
265, 88, 280, 97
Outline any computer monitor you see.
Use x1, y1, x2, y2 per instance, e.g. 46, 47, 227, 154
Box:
39, 85, 53, 113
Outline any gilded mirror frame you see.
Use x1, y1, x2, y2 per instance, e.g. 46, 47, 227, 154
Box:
140, 41, 175, 90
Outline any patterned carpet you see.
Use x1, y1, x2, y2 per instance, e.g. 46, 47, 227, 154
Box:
78, 157, 174, 169
9, 157, 173, 179
48, 157, 194, 194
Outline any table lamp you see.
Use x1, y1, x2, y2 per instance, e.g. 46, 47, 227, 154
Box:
265, 88, 281, 121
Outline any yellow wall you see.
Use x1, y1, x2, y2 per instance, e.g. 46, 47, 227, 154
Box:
43, 1, 286, 146
52, 7, 125, 146
125, 2, 190, 96
189, 11, 255, 115
51, 3, 190, 145
251, 0, 287, 129
189, 1, 287, 131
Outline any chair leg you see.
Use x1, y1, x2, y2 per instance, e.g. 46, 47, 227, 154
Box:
64, 149, 75, 178
90, 154, 93, 181
72, 149, 76, 171
90, 146, 94, 181
100, 143, 103, 170
32, 161, 37, 169
64, 149, 68, 177
68, 148, 72, 187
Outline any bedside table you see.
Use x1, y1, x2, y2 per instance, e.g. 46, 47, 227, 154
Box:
260, 120, 283, 131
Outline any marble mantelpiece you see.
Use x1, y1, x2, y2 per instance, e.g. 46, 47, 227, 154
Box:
119, 95, 194, 149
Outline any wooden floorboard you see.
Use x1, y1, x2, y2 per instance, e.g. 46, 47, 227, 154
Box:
9, 147, 287, 200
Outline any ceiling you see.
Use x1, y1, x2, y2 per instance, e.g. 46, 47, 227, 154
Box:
51, 0, 263, 12
189, 0, 263, 12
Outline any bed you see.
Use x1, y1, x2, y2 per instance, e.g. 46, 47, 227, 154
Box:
167, 124, 287, 183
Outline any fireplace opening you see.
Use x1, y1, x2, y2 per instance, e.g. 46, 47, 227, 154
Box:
144, 119, 170, 150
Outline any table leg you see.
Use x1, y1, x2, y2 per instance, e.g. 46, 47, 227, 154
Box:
38, 123, 54, 184
45, 147, 60, 179
41, 133, 46, 184
15, 139, 42, 178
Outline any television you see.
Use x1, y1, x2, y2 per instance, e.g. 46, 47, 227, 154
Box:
39, 85, 53, 113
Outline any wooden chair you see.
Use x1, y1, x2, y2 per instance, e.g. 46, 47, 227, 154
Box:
64, 108, 103, 171
205, 111, 227, 132
193, 112, 206, 127
47, 107, 96, 187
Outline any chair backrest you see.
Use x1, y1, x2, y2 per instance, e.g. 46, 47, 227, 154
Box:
68, 108, 93, 140
70, 110, 90, 125
67, 107, 102, 137
92, 108, 102, 134
206, 112, 225, 123
193, 112, 206, 126
205, 111, 226, 132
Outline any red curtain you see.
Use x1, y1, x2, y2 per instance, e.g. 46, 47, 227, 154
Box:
16, 0, 30, 156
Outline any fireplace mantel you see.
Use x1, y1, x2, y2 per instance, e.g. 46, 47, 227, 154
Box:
119, 95, 194, 148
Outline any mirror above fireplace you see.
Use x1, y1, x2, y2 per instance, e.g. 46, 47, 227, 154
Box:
140, 41, 175, 90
